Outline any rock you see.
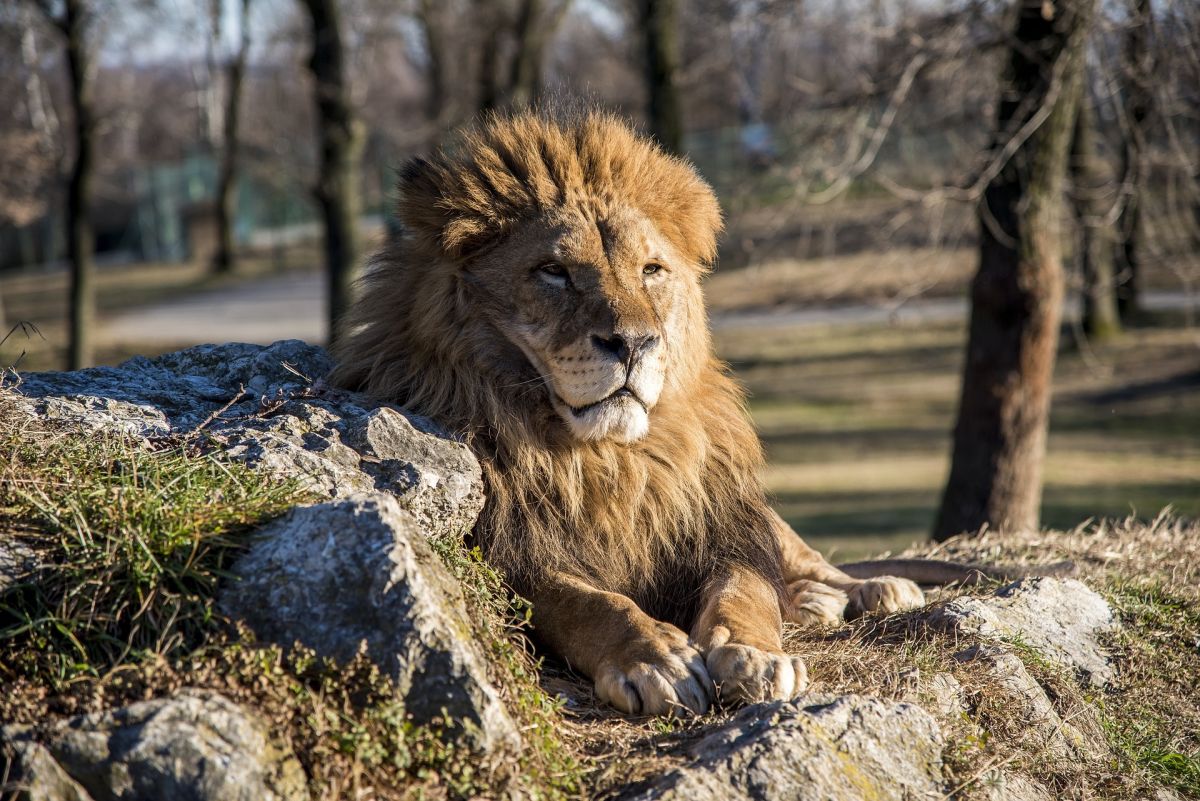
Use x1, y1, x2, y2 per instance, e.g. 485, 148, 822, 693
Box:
621, 695, 944, 801
14, 340, 333, 438
922, 671, 967, 718
953, 645, 1102, 761
2, 739, 95, 801
0, 538, 39, 596
11, 341, 484, 541
973, 769, 1053, 801
924, 577, 1117, 687
218, 400, 482, 538
2, 691, 308, 801
220, 494, 519, 754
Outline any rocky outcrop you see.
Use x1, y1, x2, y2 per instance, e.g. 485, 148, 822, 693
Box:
2, 691, 308, 801
221, 494, 519, 752
924, 577, 1117, 687
12, 340, 484, 539
622, 695, 945, 801
6, 341, 514, 777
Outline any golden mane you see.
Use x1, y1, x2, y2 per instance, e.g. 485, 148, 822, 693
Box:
331, 111, 781, 625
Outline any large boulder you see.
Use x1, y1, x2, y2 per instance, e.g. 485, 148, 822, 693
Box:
220, 494, 520, 754
2, 691, 308, 801
924, 577, 1117, 687
8, 342, 511, 755
621, 695, 945, 801
12, 340, 484, 540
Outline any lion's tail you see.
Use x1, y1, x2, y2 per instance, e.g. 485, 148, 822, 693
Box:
834, 558, 1078, 587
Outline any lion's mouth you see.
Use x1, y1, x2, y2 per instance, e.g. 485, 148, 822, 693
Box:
563, 387, 646, 417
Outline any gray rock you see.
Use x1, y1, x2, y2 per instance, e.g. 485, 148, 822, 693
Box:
220, 494, 519, 754
11, 340, 484, 541
15, 340, 332, 438
2, 739, 95, 801
973, 769, 1053, 801
3, 691, 308, 801
217, 399, 483, 538
922, 671, 967, 718
953, 645, 1101, 761
925, 577, 1117, 687
621, 695, 945, 801
0, 538, 40, 596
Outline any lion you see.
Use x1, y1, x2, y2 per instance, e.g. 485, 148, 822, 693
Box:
330, 110, 925, 716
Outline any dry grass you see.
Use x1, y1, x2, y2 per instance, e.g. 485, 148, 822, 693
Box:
544, 516, 1200, 800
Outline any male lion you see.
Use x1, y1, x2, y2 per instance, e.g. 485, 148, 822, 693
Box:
331, 111, 924, 715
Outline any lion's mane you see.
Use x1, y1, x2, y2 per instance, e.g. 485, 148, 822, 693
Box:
331, 111, 781, 625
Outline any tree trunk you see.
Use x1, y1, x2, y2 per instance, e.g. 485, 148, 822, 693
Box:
507, 0, 543, 110
418, 0, 448, 125
933, 0, 1094, 542
476, 0, 504, 114
213, 0, 251, 275
637, 0, 683, 155
1070, 90, 1121, 340
508, 0, 571, 109
299, 0, 362, 342
1115, 0, 1151, 321
63, 0, 95, 370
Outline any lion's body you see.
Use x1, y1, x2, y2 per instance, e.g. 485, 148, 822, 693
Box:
332, 110, 924, 715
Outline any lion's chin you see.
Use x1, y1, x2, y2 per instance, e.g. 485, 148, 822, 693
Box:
557, 395, 650, 443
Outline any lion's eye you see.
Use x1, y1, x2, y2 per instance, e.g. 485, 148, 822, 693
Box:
643, 263, 663, 276
536, 262, 569, 287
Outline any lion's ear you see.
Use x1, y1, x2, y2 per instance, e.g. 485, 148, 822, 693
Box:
396, 155, 495, 259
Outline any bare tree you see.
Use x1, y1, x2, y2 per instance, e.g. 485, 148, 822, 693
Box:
637, 0, 683, 154
299, 0, 363, 338
212, 0, 252, 275
28, 0, 96, 369
475, 0, 572, 115
1114, 0, 1153, 321
475, 0, 506, 114
933, 0, 1095, 541
1070, 88, 1121, 340
508, 0, 572, 109
417, 0, 449, 125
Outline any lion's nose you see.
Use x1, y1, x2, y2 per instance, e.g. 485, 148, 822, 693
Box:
591, 332, 659, 364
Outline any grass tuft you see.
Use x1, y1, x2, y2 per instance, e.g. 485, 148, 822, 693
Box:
0, 399, 306, 683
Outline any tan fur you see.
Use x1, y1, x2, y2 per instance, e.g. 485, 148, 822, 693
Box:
331, 110, 923, 715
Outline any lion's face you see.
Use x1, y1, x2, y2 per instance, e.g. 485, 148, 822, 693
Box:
466, 203, 692, 443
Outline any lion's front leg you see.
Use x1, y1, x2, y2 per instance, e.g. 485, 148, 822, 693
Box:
529, 572, 713, 716
770, 509, 924, 621
691, 564, 808, 706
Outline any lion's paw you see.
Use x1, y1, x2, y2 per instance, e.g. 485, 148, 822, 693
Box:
847, 576, 925, 617
784, 579, 848, 627
705, 641, 808, 706
593, 622, 714, 716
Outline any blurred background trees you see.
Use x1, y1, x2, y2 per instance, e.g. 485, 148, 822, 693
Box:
1, 0, 1197, 547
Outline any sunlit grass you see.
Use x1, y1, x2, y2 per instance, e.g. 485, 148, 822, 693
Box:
0, 405, 307, 683
718, 319, 1200, 557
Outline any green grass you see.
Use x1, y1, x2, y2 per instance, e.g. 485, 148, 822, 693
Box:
1099, 579, 1200, 797
713, 319, 1200, 558
423, 535, 582, 798
0, 416, 307, 683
